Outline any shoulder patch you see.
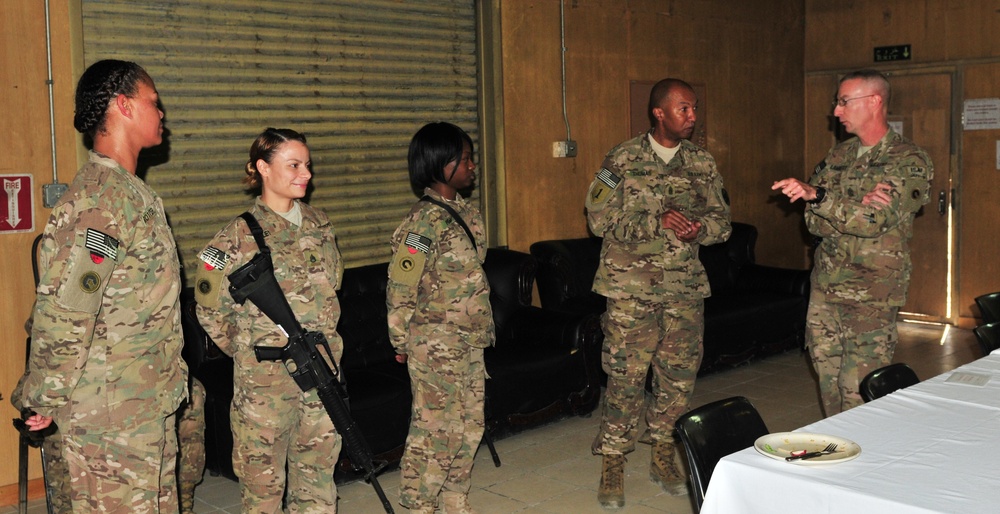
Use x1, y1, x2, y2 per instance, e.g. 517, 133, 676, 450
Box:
199, 246, 231, 271
85, 228, 119, 261
389, 237, 428, 288
404, 232, 432, 254
597, 168, 621, 189
588, 168, 621, 208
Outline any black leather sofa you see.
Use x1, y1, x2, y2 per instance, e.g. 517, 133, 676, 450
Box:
529, 222, 811, 375
182, 248, 602, 482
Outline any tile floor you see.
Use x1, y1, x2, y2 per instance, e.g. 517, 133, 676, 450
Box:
4, 321, 979, 514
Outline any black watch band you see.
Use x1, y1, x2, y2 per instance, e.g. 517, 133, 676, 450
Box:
807, 186, 826, 204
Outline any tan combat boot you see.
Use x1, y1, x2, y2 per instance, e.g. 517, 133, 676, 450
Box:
598, 454, 626, 510
179, 482, 195, 514
408, 503, 437, 514
441, 491, 476, 514
650, 441, 688, 496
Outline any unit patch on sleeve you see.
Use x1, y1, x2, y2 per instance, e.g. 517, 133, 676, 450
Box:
390, 232, 431, 287
195, 246, 230, 308
587, 168, 622, 208
58, 228, 117, 313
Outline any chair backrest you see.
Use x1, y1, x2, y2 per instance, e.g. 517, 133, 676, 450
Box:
859, 363, 919, 402
675, 396, 768, 510
974, 322, 1000, 357
975, 292, 1000, 325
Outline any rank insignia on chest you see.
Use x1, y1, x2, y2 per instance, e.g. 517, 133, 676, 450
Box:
85, 228, 119, 261
199, 246, 230, 271
404, 232, 432, 254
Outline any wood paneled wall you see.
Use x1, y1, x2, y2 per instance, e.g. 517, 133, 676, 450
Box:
0, 0, 81, 495
803, 0, 1000, 323
498, 0, 808, 268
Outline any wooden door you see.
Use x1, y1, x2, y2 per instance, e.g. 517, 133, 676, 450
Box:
805, 72, 953, 322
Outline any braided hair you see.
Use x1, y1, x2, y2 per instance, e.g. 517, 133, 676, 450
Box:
73, 59, 152, 137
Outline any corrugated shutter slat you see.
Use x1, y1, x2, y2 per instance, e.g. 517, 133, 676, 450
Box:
82, 0, 480, 282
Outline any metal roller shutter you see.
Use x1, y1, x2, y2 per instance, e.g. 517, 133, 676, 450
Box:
81, 0, 482, 284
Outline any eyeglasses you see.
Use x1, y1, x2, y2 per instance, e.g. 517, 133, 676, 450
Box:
832, 94, 875, 107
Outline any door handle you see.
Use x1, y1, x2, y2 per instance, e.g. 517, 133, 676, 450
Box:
938, 190, 946, 216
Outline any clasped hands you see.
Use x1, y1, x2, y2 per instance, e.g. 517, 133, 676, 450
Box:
661, 209, 701, 242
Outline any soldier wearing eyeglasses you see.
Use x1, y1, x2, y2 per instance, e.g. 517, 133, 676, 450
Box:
772, 69, 933, 416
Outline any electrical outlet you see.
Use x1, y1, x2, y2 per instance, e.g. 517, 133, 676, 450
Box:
552, 140, 578, 158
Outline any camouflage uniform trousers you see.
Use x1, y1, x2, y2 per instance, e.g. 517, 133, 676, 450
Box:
400, 341, 486, 510
63, 412, 179, 513
232, 386, 342, 513
177, 377, 206, 513
594, 296, 704, 455
806, 289, 899, 416
32, 430, 72, 514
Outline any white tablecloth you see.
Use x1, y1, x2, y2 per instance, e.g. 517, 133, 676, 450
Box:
699, 353, 1000, 514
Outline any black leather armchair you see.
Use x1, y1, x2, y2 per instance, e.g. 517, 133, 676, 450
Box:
529, 222, 811, 374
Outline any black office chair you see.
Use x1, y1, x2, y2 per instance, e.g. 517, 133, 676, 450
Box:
675, 396, 768, 511
974, 322, 1000, 357
860, 363, 919, 402
975, 292, 1000, 325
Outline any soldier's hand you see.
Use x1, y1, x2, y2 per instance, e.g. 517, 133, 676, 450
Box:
862, 182, 893, 210
24, 412, 53, 431
772, 178, 818, 203
661, 209, 699, 241
395, 353, 408, 364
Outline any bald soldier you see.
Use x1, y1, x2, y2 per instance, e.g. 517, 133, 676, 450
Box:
586, 78, 731, 509
773, 69, 932, 416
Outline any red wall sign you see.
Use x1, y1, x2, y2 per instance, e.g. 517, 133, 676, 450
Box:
1, 175, 35, 234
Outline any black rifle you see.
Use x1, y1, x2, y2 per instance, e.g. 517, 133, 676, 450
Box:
227, 213, 394, 513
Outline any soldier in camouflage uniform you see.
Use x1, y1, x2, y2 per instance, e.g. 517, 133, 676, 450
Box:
773, 69, 932, 416
586, 79, 731, 510
387, 122, 494, 514
195, 128, 344, 513
177, 376, 206, 513
14, 327, 204, 514
19, 59, 188, 513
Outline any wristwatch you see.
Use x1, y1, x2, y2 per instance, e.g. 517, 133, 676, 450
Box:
807, 186, 826, 204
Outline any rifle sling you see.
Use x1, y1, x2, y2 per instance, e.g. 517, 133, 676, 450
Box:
239, 212, 270, 253
420, 195, 477, 251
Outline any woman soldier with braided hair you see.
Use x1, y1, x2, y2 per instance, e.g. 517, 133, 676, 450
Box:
19, 59, 189, 512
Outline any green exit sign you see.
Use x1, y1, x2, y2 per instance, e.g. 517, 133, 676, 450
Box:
874, 44, 911, 62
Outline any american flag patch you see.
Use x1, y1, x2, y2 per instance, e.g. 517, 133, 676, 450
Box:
404, 232, 432, 254
199, 246, 230, 270
597, 168, 621, 189
85, 228, 119, 260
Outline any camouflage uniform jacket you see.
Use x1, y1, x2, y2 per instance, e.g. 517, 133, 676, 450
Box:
21, 151, 187, 430
194, 199, 344, 403
586, 133, 731, 302
386, 188, 495, 351
805, 129, 933, 307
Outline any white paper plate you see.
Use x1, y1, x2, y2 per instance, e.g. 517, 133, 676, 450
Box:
754, 432, 862, 465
